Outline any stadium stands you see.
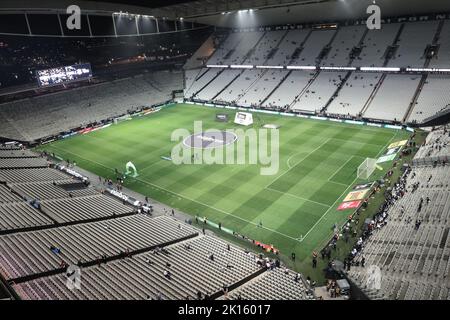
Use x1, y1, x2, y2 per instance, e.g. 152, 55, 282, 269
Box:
237, 70, 288, 107
291, 71, 346, 113
346, 127, 450, 300
362, 74, 421, 121
320, 25, 365, 67
0, 147, 312, 300
264, 29, 310, 66
352, 24, 401, 67
430, 20, 450, 68
263, 71, 314, 109
227, 268, 314, 300
387, 21, 439, 68
291, 29, 336, 66
0, 71, 182, 141
408, 75, 450, 123
326, 72, 381, 117
182, 19, 450, 124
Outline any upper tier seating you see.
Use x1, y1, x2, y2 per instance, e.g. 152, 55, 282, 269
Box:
352, 23, 401, 67
320, 25, 365, 67
291, 29, 336, 66
265, 29, 310, 66
243, 30, 287, 65
429, 20, 450, 68
387, 21, 439, 68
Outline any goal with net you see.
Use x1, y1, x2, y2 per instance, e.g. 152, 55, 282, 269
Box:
357, 158, 377, 180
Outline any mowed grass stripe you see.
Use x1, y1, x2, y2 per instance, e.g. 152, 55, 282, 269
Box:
37, 104, 411, 261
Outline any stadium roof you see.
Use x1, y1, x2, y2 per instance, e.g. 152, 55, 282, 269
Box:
1, 0, 450, 27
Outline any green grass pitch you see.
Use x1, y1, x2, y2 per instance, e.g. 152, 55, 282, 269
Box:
37, 103, 411, 265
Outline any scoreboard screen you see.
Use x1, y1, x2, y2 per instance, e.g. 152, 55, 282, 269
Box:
36, 63, 93, 87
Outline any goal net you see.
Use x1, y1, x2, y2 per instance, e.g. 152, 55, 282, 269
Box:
357, 158, 377, 180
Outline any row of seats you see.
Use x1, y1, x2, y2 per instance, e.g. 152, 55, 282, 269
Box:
0, 215, 197, 281
414, 128, 450, 160
9, 181, 97, 201
39, 194, 134, 223
12, 235, 262, 300
0, 158, 48, 169
409, 75, 450, 123
227, 268, 314, 300
0, 202, 54, 232
0, 184, 22, 204
0, 150, 37, 158
0, 168, 72, 183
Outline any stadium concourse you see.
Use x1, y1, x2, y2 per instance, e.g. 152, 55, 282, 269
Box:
0, 0, 450, 302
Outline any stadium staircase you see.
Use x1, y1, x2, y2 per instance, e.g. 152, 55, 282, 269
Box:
288, 70, 321, 110
235, 69, 269, 102
360, 73, 387, 117
383, 23, 405, 66
265, 29, 290, 62
288, 29, 313, 63
241, 31, 267, 64
260, 70, 293, 106
321, 71, 353, 114
191, 69, 225, 99
211, 70, 244, 101
403, 74, 429, 123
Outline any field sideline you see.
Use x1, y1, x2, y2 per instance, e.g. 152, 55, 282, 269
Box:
37, 103, 411, 264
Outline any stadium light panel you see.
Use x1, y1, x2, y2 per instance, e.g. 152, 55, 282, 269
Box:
230, 65, 254, 69
360, 67, 401, 72
286, 66, 317, 70
256, 65, 284, 69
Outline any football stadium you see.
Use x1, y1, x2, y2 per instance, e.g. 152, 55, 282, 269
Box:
0, 0, 449, 305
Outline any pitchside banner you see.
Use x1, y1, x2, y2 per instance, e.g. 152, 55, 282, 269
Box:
388, 140, 408, 149
343, 188, 370, 202
337, 200, 362, 211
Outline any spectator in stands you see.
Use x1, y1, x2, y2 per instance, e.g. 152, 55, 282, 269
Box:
163, 270, 171, 279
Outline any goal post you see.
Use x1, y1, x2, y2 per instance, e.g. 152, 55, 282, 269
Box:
357, 158, 377, 180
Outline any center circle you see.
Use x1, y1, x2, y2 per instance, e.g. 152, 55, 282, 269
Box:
183, 131, 237, 149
